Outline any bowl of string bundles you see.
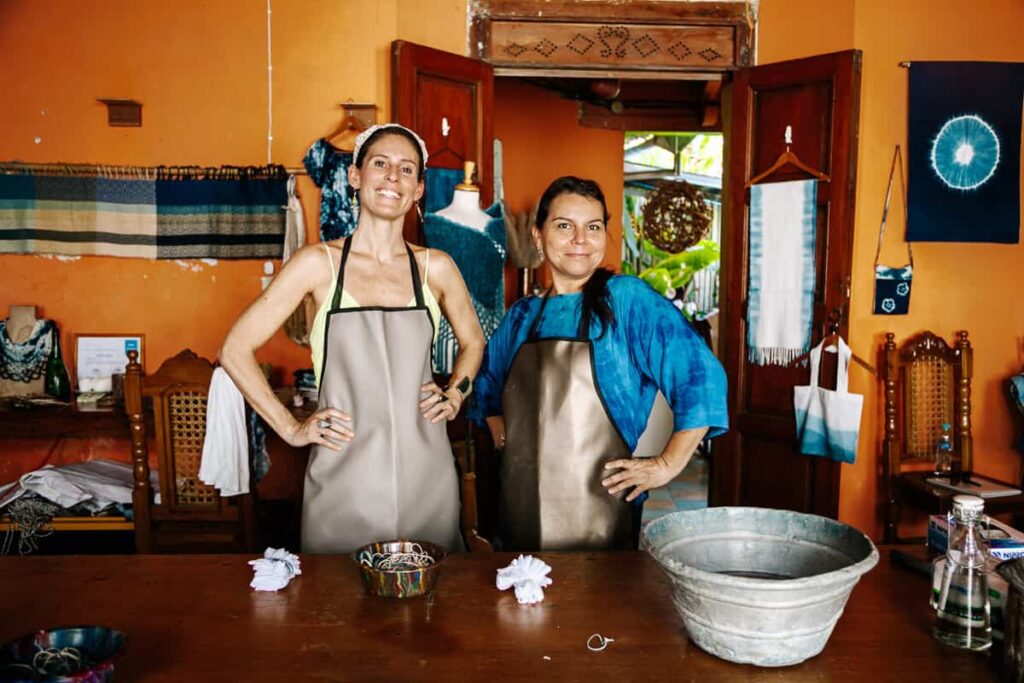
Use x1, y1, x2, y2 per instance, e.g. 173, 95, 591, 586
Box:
355, 539, 447, 599
0, 625, 125, 682
641, 507, 878, 667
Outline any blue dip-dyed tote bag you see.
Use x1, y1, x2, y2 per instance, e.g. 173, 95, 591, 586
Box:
793, 338, 864, 464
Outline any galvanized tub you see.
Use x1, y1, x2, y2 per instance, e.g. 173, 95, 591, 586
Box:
641, 507, 879, 667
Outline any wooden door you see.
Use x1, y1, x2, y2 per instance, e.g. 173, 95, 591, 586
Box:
711, 50, 862, 517
392, 40, 494, 244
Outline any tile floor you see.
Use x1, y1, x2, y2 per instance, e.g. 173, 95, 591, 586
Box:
641, 454, 709, 524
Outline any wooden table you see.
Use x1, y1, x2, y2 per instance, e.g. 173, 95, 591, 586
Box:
0, 548, 997, 681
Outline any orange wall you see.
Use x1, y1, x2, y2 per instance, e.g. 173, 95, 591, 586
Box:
0, 0, 466, 386
493, 79, 625, 270
760, 0, 1024, 538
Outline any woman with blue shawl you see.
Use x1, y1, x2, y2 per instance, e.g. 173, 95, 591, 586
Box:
473, 176, 728, 551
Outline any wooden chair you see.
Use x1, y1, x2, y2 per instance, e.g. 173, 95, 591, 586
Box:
882, 331, 974, 543
125, 349, 255, 553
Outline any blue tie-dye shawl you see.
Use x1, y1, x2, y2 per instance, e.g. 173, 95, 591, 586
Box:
472, 275, 729, 450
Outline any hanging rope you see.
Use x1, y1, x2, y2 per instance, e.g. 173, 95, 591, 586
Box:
266, 0, 274, 164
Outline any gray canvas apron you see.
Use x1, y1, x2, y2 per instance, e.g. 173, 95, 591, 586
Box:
500, 295, 637, 551
301, 238, 462, 554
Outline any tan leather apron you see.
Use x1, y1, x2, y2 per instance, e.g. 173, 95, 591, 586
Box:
301, 238, 462, 554
500, 295, 637, 551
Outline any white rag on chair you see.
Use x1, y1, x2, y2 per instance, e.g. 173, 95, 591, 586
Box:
746, 179, 818, 366
199, 368, 249, 496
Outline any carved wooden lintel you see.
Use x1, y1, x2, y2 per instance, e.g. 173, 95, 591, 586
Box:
471, 0, 753, 77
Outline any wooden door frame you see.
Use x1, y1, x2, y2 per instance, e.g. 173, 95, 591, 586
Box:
711, 50, 863, 517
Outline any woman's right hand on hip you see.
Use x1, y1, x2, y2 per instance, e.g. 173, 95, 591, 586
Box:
284, 408, 353, 450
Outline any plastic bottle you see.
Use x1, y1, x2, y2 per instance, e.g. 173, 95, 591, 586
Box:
934, 422, 953, 475
932, 494, 992, 651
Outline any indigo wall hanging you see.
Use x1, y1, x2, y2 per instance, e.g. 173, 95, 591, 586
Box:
907, 61, 1024, 244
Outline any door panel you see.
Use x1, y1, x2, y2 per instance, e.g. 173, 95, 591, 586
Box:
392, 40, 494, 244
712, 50, 862, 517
391, 40, 499, 542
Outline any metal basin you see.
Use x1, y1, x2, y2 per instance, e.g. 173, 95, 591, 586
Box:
641, 507, 878, 667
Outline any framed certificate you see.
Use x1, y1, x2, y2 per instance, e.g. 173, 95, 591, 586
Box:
73, 333, 145, 393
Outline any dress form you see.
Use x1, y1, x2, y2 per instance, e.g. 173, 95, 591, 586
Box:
0, 305, 45, 397
435, 161, 491, 231
7, 306, 39, 344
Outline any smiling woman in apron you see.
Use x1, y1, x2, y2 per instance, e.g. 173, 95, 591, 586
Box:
472, 176, 729, 552
220, 124, 484, 553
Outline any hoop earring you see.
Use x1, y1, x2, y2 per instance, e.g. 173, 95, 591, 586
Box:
416, 202, 424, 221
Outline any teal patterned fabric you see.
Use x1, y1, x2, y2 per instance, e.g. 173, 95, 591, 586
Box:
422, 166, 507, 374
303, 138, 357, 241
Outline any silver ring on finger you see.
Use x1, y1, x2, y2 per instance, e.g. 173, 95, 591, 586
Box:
317, 419, 330, 429
437, 393, 449, 403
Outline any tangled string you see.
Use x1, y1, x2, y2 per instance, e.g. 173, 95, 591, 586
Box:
358, 543, 435, 571
2, 497, 60, 555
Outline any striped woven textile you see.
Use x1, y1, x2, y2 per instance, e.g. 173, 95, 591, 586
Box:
0, 164, 287, 259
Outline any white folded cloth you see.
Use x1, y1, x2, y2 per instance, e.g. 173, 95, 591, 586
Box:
0, 460, 160, 511
496, 554, 552, 605
248, 547, 301, 592
199, 368, 249, 496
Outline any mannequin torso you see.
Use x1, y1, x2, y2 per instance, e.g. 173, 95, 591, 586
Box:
0, 305, 46, 397
435, 189, 491, 231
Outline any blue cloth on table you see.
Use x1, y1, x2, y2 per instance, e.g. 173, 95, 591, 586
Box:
471, 275, 729, 451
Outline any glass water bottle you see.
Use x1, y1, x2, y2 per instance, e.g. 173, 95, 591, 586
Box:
933, 422, 953, 475
44, 326, 72, 402
932, 494, 992, 651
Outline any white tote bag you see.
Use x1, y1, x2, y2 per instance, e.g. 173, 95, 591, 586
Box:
793, 338, 864, 464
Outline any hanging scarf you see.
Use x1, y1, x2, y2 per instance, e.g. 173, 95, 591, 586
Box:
746, 179, 818, 365
0, 319, 54, 383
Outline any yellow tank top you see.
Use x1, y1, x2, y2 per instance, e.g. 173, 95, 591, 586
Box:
310, 244, 442, 386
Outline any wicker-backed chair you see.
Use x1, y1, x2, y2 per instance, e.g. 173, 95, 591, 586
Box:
882, 331, 975, 543
125, 349, 255, 553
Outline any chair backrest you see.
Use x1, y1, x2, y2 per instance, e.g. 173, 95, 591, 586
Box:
125, 349, 253, 553
883, 330, 973, 479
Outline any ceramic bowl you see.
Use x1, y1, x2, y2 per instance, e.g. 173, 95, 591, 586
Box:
0, 625, 125, 682
354, 539, 447, 599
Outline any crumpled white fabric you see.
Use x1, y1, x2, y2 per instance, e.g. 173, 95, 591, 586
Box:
496, 554, 552, 605
248, 547, 301, 592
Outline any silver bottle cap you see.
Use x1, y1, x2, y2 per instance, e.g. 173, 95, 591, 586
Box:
952, 494, 985, 512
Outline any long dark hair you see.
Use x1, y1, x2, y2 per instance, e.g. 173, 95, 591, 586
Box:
354, 126, 425, 179
536, 176, 615, 337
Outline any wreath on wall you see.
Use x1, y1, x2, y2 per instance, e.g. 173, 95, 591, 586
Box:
640, 179, 712, 253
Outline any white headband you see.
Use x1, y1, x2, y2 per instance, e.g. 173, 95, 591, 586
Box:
352, 124, 429, 169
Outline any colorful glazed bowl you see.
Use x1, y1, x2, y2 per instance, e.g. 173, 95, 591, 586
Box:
355, 539, 447, 599
0, 626, 125, 682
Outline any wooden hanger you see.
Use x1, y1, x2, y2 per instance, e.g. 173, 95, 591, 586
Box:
326, 106, 366, 152
428, 116, 466, 168
788, 318, 876, 375
746, 125, 830, 187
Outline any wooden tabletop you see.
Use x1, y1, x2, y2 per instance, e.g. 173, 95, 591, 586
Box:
0, 547, 996, 681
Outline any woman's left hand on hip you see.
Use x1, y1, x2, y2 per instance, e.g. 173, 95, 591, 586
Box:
602, 456, 674, 502
420, 381, 461, 423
